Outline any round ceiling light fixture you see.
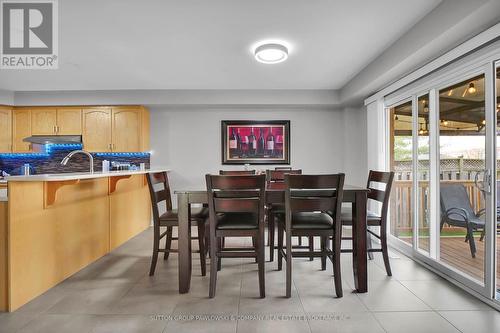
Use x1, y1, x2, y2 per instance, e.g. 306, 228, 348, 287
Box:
254, 43, 288, 64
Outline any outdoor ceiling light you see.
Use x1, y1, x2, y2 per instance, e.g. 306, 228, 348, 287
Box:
467, 82, 476, 94
254, 43, 288, 64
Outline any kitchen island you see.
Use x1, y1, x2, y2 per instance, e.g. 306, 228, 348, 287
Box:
0, 169, 167, 312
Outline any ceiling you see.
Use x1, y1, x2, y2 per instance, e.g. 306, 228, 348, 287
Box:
0, 0, 442, 91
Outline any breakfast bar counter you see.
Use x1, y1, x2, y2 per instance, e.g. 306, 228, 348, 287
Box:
0, 169, 166, 312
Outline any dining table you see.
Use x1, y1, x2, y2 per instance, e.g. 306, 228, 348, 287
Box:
175, 182, 369, 294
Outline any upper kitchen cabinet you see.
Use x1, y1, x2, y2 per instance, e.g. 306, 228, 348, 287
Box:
56, 108, 82, 135
82, 106, 150, 152
82, 107, 112, 152
112, 107, 144, 152
0, 106, 12, 152
31, 107, 82, 135
31, 108, 57, 135
12, 109, 32, 152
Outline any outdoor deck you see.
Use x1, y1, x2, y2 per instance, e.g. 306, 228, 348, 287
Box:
415, 236, 500, 288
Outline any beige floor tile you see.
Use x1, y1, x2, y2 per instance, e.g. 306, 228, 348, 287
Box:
439, 310, 500, 333
91, 314, 167, 333
374, 311, 460, 333
400, 279, 490, 310
17, 314, 97, 333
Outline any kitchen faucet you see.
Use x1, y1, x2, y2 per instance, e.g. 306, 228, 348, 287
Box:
61, 150, 94, 173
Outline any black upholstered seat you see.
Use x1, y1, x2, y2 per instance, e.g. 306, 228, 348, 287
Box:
216, 212, 258, 230
159, 206, 208, 224
278, 212, 333, 230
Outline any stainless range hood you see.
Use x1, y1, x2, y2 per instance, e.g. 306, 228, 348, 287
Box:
23, 135, 82, 145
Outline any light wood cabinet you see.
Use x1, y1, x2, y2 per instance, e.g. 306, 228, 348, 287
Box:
6, 105, 149, 153
57, 108, 82, 135
82, 108, 112, 152
31, 108, 57, 135
31, 107, 82, 135
12, 109, 32, 152
112, 107, 142, 152
0, 107, 12, 152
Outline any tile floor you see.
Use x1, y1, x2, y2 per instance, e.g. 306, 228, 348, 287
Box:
1, 227, 500, 333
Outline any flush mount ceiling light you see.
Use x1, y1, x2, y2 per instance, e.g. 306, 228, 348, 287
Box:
254, 43, 288, 64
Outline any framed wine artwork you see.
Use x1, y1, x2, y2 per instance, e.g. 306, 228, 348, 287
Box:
221, 120, 290, 165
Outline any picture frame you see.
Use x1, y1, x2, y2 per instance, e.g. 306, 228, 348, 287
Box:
221, 120, 290, 165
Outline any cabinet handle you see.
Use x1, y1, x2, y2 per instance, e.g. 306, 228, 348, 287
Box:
109, 143, 112, 151
54, 125, 57, 133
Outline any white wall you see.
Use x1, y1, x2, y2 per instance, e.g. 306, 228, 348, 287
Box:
342, 106, 368, 186
149, 106, 359, 199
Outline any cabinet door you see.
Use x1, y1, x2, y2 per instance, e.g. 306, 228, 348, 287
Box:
57, 108, 82, 135
12, 109, 32, 152
0, 107, 12, 152
31, 108, 57, 135
112, 108, 141, 152
82, 108, 112, 152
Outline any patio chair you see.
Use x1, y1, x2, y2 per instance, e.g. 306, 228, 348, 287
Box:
440, 183, 485, 258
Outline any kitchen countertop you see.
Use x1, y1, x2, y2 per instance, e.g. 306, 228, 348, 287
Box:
4, 168, 170, 182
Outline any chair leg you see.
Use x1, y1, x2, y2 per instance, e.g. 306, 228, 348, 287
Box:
269, 213, 275, 262
380, 230, 392, 276
197, 222, 206, 277
217, 237, 222, 271
332, 234, 343, 298
149, 227, 160, 276
163, 226, 173, 260
467, 228, 477, 258
277, 223, 284, 271
285, 233, 292, 298
479, 229, 485, 242
320, 236, 327, 271
258, 234, 266, 298
366, 228, 374, 260
209, 236, 218, 298
298, 236, 303, 246
309, 236, 314, 261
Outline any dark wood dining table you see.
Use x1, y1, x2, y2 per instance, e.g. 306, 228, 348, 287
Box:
175, 183, 368, 294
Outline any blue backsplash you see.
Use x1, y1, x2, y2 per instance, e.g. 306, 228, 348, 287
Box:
0, 144, 150, 175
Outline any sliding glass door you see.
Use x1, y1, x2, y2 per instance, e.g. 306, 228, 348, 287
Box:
438, 75, 486, 285
386, 61, 499, 301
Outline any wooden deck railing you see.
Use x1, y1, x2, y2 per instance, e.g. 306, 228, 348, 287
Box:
390, 180, 484, 235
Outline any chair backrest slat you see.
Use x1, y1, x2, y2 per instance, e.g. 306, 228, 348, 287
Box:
219, 170, 256, 176
289, 197, 337, 212
266, 169, 302, 182
214, 198, 260, 213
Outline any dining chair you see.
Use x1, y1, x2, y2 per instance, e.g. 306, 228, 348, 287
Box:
277, 173, 345, 298
146, 171, 208, 276
440, 183, 486, 258
218, 170, 257, 250
266, 169, 307, 262
206, 174, 266, 298
340, 170, 394, 276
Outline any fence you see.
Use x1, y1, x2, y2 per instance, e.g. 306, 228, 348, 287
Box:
390, 158, 485, 236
